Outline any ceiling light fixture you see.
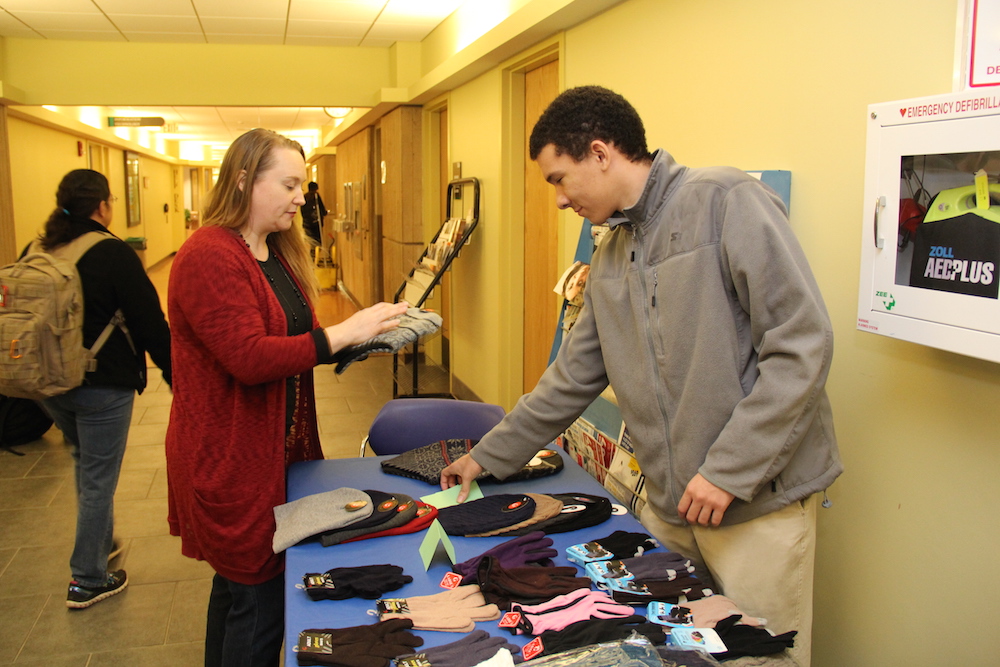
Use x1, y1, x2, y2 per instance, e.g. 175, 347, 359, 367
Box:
323, 107, 353, 119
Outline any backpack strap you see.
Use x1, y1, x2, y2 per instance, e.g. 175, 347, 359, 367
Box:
41, 232, 138, 373
85, 309, 136, 372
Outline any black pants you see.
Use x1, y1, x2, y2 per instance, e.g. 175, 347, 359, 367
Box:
205, 572, 284, 667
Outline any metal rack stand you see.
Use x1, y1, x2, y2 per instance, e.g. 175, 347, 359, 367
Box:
392, 177, 480, 398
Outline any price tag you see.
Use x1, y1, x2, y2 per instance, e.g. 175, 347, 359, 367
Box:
522, 637, 543, 661
439, 572, 462, 589
498, 612, 521, 628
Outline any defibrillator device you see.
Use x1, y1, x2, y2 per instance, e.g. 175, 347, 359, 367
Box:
909, 183, 1000, 299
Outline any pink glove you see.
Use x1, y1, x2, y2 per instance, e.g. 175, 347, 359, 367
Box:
509, 588, 634, 635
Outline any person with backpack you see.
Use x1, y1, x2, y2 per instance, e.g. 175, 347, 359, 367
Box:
28, 169, 172, 609
165, 129, 405, 667
300, 181, 326, 246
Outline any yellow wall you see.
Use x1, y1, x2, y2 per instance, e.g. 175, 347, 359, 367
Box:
7, 116, 88, 248
442, 0, 999, 663
446, 72, 506, 401
8, 117, 182, 267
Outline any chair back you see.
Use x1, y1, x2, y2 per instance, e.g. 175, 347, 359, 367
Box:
364, 398, 505, 456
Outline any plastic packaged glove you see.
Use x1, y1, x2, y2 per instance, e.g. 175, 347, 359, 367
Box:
508, 588, 634, 635
453, 531, 557, 584
302, 564, 412, 601
295, 618, 423, 667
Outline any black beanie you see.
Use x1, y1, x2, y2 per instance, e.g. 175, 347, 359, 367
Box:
503, 492, 613, 536
437, 494, 536, 536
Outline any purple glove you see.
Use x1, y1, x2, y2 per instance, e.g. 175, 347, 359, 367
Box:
508, 588, 634, 635
453, 531, 557, 584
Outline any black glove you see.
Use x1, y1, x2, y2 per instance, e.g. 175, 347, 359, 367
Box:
536, 614, 666, 656
713, 614, 796, 660
395, 630, 522, 667
296, 618, 424, 667
302, 564, 412, 601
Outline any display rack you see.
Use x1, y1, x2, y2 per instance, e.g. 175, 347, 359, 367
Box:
392, 177, 480, 398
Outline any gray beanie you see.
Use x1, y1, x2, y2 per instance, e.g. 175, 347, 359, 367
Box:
272, 487, 373, 553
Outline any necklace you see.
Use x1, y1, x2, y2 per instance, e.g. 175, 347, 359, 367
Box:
240, 233, 309, 327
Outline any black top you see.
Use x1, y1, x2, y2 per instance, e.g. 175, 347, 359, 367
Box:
22, 218, 172, 392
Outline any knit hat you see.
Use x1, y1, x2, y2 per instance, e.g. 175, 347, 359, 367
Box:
437, 494, 536, 536
504, 492, 612, 536
320, 493, 419, 547
334, 308, 442, 374
381, 440, 564, 485
466, 493, 563, 537
272, 487, 373, 553
342, 502, 438, 543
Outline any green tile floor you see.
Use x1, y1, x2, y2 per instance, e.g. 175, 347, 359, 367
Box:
0, 356, 396, 665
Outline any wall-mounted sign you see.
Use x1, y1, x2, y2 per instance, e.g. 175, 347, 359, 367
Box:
108, 116, 165, 127
969, 0, 1000, 87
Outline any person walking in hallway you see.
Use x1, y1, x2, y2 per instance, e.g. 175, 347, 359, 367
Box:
27, 169, 173, 609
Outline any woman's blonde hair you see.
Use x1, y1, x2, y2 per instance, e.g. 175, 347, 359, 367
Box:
203, 128, 318, 299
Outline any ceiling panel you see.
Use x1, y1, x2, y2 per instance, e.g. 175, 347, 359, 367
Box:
198, 16, 285, 34
1, 0, 469, 157
195, 0, 291, 20
40, 30, 126, 41
285, 19, 369, 38
110, 15, 202, 32
0, 0, 95, 11
98, 0, 197, 14
10, 12, 114, 31
289, 0, 382, 22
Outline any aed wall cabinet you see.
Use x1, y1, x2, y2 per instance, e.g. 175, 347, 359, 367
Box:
858, 90, 1000, 363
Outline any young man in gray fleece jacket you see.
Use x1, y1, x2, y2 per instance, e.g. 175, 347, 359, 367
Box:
441, 86, 841, 666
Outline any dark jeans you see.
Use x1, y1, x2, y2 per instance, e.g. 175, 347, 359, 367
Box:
205, 572, 285, 667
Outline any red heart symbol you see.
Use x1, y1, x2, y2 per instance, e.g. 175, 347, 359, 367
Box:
900, 108, 907, 117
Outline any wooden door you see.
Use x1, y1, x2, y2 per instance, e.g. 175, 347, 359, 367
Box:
522, 60, 560, 393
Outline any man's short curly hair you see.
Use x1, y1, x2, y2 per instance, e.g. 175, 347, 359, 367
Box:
529, 86, 652, 163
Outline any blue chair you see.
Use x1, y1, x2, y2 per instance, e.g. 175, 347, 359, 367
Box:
360, 398, 506, 457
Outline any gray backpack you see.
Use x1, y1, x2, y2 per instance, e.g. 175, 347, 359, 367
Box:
0, 232, 133, 400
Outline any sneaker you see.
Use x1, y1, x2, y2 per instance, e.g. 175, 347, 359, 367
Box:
107, 539, 124, 562
66, 570, 128, 609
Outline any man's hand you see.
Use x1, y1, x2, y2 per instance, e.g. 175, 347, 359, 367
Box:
677, 473, 736, 527
439, 454, 484, 503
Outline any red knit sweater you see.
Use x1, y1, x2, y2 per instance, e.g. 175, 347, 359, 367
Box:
166, 225, 324, 584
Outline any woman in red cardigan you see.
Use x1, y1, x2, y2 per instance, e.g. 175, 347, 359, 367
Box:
165, 128, 406, 667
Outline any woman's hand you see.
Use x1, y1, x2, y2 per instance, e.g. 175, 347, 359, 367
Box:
324, 301, 409, 352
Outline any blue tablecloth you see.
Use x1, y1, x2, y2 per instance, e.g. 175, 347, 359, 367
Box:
283, 447, 657, 665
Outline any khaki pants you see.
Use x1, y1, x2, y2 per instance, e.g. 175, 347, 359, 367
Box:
640, 495, 818, 667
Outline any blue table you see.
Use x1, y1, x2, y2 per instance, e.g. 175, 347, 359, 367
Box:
283, 447, 659, 665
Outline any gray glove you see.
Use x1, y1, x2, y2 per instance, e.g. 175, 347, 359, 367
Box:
334, 308, 443, 374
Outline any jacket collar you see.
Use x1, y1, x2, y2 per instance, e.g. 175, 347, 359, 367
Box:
616, 149, 686, 230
